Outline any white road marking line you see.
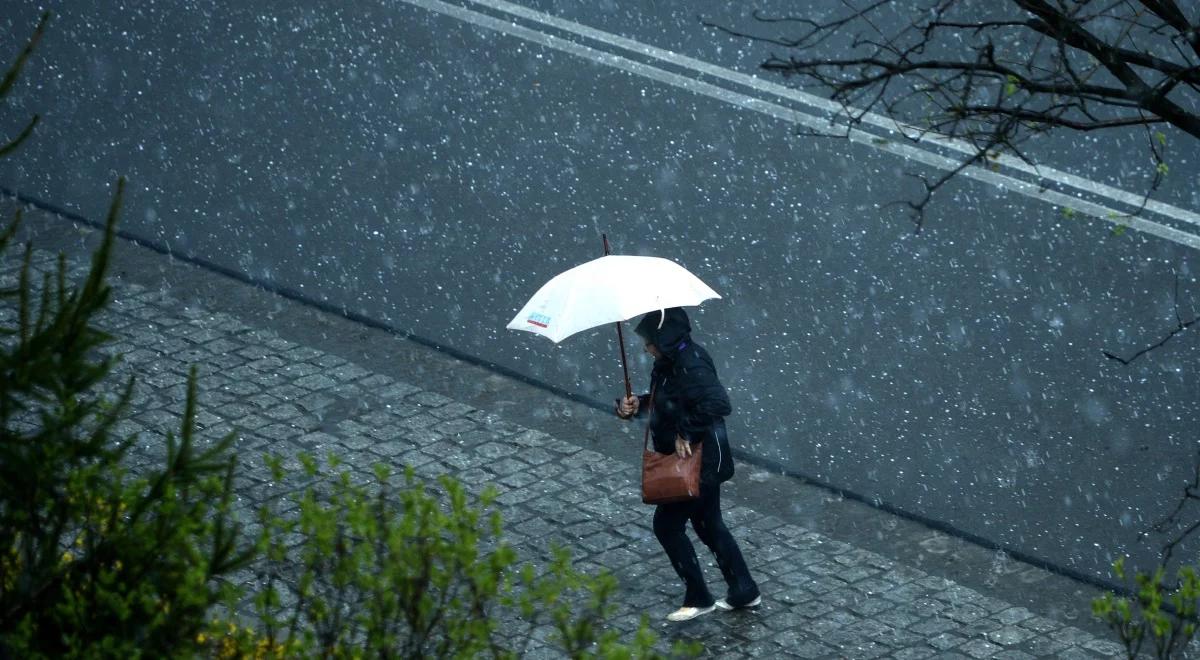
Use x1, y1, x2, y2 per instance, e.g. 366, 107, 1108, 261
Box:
469, 0, 1200, 233
398, 0, 1200, 250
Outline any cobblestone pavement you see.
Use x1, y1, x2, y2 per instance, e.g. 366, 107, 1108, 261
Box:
3, 244, 1134, 659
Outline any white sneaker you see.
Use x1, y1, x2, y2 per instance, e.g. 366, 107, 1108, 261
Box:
714, 595, 762, 611
666, 605, 716, 622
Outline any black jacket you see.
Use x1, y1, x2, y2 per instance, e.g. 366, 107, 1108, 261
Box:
622, 308, 735, 485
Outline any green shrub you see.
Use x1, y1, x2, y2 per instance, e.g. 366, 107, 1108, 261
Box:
0, 179, 256, 657
2, 13, 253, 656
207, 455, 696, 659
1093, 556, 1200, 659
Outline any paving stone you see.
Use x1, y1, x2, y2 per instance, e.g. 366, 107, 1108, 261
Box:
809, 609, 867, 637
378, 382, 421, 399
295, 391, 337, 412
917, 576, 957, 591
256, 423, 304, 441
366, 439, 409, 458
407, 390, 451, 407
328, 363, 370, 381
456, 467, 492, 487
994, 606, 1035, 626
770, 633, 836, 658
285, 346, 325, 362
892, 647, 937, 660
928, 633, 966, 651
1080, 638, 1124, 656
578, 532, 625, 554
1018, 615, 1060, 634
356, 374, 393, 389
430, 402, 475, 420
338, 433, 378, 451
499, 471, 541, 489
509, 429, 550, 447
295, 373, 338, 391
873, 609, 926, 638
475, 442, 515, 461
220, 380, 260, 396
1055, 647, 1104, 660
1051, 626, 1100, 647
520, 447, 557, 465
496, 488, 539, 506
912, 616, 960, 636
826, 638, 891, 659
248, 356, 286, 372
138, 409, 181, 431
311, 352, 346, 367
942, 602, 990, 624
986, 625, 1037, 647
957, 638, 1003, 658
874, 625, 926, 648
403, 428, 442, 446
263, 337, 297, 352
848, 597, 894, 617
233, 414, 272, 431
399, 413, 441, 431
264, 403, 303, 421
1023, 635, 1071, 656
270, 384, 309, 403
856, 574, 901, 595
958, 617, 1004, 639
360, 422, 402, 441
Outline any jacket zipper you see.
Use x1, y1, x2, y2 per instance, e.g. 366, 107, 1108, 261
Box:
714, 426, 722, 476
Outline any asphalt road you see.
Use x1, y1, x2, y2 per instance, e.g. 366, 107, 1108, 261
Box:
3, 0, 1200, 583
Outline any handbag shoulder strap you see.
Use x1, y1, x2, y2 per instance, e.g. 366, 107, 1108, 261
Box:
643, 383, 656, 451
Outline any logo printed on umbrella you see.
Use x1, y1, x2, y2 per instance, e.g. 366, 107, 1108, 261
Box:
527, 313, 552, 328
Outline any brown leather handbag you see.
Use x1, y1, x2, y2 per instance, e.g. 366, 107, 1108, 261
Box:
640, 384, 702, 505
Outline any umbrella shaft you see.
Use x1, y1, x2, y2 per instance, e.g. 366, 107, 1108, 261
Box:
616, 320, 632, 398
603, 233, 632, 398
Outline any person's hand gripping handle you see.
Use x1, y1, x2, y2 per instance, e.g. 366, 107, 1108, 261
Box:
617, 395, 639, 419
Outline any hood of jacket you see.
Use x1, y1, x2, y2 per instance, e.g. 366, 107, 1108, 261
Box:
634, 307, 691, 360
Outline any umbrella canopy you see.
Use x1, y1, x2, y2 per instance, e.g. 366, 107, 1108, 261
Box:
506, 254, 721, 344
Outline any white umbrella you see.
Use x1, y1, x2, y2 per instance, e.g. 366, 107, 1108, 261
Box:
506, 254, 721, 343
506, 236, 721, 395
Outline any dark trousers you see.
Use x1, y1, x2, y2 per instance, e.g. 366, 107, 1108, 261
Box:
653, 484, 758, 608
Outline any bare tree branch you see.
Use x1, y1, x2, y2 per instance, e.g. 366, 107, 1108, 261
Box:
1140, 447, 1200, 567
1103, 270, 1199, 364
1138, 0, 1200, 59
708, 1, 1200, 363
703, 0, 1200, 225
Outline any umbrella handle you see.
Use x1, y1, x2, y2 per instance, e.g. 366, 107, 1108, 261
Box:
603, 234, 634, 399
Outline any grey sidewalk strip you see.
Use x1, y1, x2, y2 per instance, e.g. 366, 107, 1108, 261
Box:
3, 251, 1128, 659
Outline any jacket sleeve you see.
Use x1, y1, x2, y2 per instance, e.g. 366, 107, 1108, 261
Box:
677, 363, 731, 441
637, 393, 651, 418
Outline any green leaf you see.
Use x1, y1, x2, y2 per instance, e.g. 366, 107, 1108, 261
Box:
1004, 74, 1018, 96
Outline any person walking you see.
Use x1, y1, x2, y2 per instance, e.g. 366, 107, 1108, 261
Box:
615, 307, 761, 622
